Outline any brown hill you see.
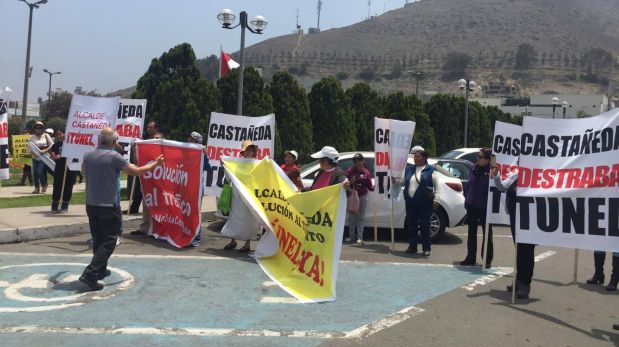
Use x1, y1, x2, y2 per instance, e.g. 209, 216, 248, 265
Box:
241, 0, 619, 95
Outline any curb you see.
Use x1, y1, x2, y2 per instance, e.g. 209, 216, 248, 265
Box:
0, 211, 216, 244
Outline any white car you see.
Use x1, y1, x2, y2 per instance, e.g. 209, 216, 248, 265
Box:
440, 148, 481, 164
300, 152, 467, 241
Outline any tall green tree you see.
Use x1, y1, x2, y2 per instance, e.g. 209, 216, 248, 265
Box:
40, 90, 72, 120
197, 54, 220, 82
133, 43, 220, 140
425, 94, 462, 155
217, 67, 273, 117
514, 43, 536, 71
346, 82, 382, 151
309, 77, 356, 152
407, 95, 436, 156
270, 71, 313, 162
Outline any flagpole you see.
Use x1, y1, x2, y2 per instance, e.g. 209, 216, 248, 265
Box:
218, 45, 223, 80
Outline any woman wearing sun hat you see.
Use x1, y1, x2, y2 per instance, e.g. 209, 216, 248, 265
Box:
27, 121, 53, 194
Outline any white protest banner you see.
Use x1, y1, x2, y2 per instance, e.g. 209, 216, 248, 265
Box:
205, 112, 275, 195
115, 99, 146, 161
0, 100, 8, 180
28, 142, 55, 172
63, 95, 120, 171
486, 121, 522, 225
373, 117, 416, 199
516, 110, 619, 252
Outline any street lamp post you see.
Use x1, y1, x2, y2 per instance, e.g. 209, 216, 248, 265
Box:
217, 9, 267, 116
407, 71, 423, 97
42, 69, 61, 103
19, 0, 48, 123
458, 78, 477, 148
551, 96, 559, 119
562, 101, 568, 119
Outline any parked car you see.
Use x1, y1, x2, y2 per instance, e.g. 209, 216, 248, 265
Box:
440, 148, 481, 164
300, 152, 467, 241
428, 158, 473, 196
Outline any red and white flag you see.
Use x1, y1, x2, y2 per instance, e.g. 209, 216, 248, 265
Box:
219, 49, 240, 78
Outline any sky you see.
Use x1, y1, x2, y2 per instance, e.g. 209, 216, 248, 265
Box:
1, 0, 408, 103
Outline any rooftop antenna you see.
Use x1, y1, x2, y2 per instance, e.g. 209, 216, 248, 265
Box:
368, 0, 371, 19
317, 0, 323, 30
296, 8, 301, 29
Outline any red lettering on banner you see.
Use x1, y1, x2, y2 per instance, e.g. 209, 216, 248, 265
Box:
272, 218, 324, 286
0, 123, 8, 138
205, 146, 272, 161
65, 132, 95, 146
375, 151, 390, 166
518, 164, 619, 189
116, 124, 141, 138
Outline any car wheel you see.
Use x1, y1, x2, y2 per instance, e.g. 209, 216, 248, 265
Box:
430, 208, 448, 242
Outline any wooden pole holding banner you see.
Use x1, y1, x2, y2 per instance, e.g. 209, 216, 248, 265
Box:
390, 197, 395, 252
373, 200, 378, 242
512, 242, 517, 304
57, 161, 68, 210
127, 175, 138, 214
573, 249, 579, 283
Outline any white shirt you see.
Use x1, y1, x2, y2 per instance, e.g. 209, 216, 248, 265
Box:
407, 165, 441, 203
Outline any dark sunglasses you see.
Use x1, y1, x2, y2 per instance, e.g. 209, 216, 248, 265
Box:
478, 154, 490, 159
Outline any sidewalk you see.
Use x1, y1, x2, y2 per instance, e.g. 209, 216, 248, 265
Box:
0, 180, 128, 198
0, 195, 217, 244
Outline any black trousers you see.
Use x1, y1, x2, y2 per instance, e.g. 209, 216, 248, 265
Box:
127, 176, 142, 213
51, 159, 76, 208
82, 205, 122, 280
465, 206, 493, 264
509, 206, 536, 285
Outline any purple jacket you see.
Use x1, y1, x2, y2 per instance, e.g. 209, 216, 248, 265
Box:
465, 165, 490, 210
345, 166, 374, 197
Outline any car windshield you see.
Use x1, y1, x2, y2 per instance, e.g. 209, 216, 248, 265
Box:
432, 164, 457, 178
299, 160, 320, 177
440, 150, 464, 159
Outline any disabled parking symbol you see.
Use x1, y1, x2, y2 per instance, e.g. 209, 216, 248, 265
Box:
0, 263, 133, 313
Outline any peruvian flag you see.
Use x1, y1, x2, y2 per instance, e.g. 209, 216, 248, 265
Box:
220, 49, 240, 78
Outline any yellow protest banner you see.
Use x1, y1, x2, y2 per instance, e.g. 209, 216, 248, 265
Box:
222, 157, 345, 303
10, 134, 32, 166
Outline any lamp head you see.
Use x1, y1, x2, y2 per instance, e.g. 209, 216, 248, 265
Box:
250, 15, 268, 33
218, 9, 236, 28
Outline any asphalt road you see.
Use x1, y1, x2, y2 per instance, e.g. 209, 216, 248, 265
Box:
0, 221, 616, 347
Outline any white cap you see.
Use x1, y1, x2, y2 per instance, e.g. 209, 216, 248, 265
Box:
311, 146, 339, 160
190, 131, 203, 144
45, 128, 54, 135
284, 150, 298, 159
410, 145, 425, 154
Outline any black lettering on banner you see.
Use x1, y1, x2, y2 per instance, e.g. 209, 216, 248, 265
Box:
376, 171, 388, 194
490, 186, 502, 213
535, 197, 559, 232
562, 197, 585, 234
610, 199, 619, 237
516, 196, 534, 230
588, 198, 605, 236
208, 123, 273, 142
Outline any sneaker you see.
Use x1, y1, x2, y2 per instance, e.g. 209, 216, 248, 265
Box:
460, 258, 476, 266
516, 284, 531, 299
41, 186, 47, 193
116, 236, 122, 246
32, 188, 40, 194
356, 239, 364, 245
422, 250, 431, 257
78, 275, 104, 291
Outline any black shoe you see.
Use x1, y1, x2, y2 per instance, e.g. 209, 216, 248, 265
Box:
586, 273, 605, 285
79, 275, 104, 291
606, 275, 618, 291
130, 230, 145, 235
404, 246, 417, 254
422, 250, 431, 257
460, 258, 476, 266
516, 284, 531, 299
97, 269, 112, 280
485, 263, 492, 269
507, 280, 521, 292
613, 323, 619, 331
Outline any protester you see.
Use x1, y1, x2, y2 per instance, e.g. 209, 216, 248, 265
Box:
27, 121, 53, 194
493, 165, 535, 299
399, 146, 439, 257
79, 127, 163, 291
280, 150, 303, 191
187, 131, 211, 247
303, 146, 351, 193
586, 252, 619, 291
345, 153, 374, 244
460, 147, 494, 268
126, 120, 159, 215
223, 140, 261, 253
18, 129, 34, 186
49, 130, 76, 213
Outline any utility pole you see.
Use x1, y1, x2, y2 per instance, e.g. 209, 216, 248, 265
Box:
317, 0, 323, 30
368, 0, 371, 19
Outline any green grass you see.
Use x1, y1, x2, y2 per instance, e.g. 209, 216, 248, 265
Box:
0, 188, 129, 209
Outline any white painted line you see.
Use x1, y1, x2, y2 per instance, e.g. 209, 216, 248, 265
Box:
0, 326, 343, 339
461, 267, 513, 291
535, 251, 557, 262
345, 306, 425, 339
452, 233, 513, 238
260, 296, 300, 304
262, 281, 277, 287
0, 252, 227, 261
0, 281, 10, 287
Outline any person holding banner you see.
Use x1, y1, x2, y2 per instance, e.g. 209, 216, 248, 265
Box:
127, 121, 159, 215
18, 129, 34, 186
187, 131, 211, 247
79, 127, 164, 291
345, 153, 374, 244
27, 121, 53, 194
492, 166, 535, 299
402, 148, 440, 257
50, 130, 76, 213
586, 252, 619, 291
303, 146, 351, 194
281, 150, 303, 191
460, 148, 494, 268
223, 140, 261, 252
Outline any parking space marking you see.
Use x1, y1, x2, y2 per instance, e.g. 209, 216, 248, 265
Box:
535, 251, 557, 262
260, 296, 301, 304
461, 267, 513, 291
344, 306, 425, 339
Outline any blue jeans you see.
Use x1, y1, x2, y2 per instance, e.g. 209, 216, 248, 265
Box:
347, 194, 368, 241
32, 159, 48, 189
405, 202, 433, 252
